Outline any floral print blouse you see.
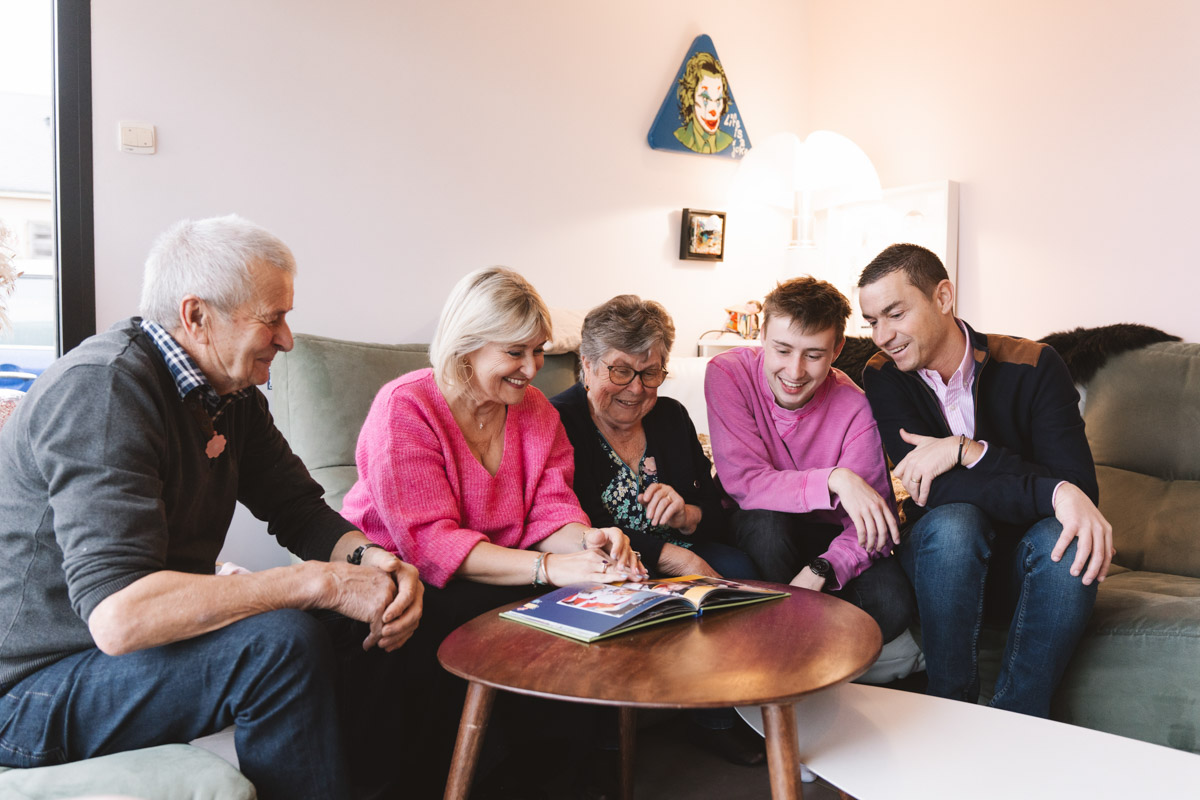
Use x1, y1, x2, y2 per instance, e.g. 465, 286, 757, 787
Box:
595, 429, 692, 548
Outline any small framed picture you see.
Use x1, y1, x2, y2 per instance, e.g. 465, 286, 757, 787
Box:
680, 208, 726, 261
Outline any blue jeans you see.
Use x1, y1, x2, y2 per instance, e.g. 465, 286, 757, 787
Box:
0, 609, 349, 799
901, 503, 1097, 717
687, 540, 760, 580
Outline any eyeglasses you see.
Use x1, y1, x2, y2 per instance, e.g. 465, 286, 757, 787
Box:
601, 362, 669, 388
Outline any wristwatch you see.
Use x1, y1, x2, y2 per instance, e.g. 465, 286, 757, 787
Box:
807, 557, 833, 588
347, 542, 386, 565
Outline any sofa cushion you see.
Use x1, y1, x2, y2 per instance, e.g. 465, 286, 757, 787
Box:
1084, 342, 1200, 579
1096, 465, 1200, 579
1084, 342, 1200, 481
0, 743, 255, 799
1051, 570, 1200, 752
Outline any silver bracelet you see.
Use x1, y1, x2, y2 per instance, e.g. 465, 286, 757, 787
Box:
532, 552, 548, 586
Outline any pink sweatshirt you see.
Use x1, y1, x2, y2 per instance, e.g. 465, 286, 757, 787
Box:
340, 369, 589, 587
704, 347, 895, 589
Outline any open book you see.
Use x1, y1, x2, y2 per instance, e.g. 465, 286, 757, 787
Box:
499, 575, 787, 643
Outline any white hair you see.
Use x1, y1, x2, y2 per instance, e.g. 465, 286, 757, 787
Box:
429, 267, 552, 392
138, 214, 295, 328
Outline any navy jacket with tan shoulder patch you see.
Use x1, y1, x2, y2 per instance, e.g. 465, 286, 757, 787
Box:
862, 321, 1098, 528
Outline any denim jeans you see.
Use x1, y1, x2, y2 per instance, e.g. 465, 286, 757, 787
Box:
901, 503, 1098, 717
730, 508, 915, 643
685, 540, 761, 581
0, 609, 349, 799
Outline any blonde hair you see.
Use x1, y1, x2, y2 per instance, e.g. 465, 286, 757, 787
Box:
429, 267, 552, 391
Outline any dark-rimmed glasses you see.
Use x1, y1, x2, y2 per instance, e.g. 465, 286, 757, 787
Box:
602, 362, 669, 388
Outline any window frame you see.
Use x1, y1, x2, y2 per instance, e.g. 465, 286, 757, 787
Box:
52, 0, 95, 354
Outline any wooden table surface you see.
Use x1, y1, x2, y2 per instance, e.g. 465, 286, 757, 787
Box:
438, 582, 882, 709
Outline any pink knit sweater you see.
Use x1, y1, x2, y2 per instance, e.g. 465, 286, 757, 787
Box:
704, 347, 896, 589
340, 369, 589, 587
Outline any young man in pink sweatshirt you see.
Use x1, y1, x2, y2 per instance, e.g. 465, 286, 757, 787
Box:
704, 276, 913, 642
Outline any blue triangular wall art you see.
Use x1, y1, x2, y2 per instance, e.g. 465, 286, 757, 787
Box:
648, 34, 751, 159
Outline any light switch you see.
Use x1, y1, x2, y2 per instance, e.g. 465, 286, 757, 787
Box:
118, 121, 156, 154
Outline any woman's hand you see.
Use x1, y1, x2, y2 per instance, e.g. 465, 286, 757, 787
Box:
656, 542, 721, 578
638, 483, 700, 533
583, 527, 648, 580
544, 539, 647, 586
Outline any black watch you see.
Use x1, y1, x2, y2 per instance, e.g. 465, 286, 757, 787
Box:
807, 557, 833, 588
347, 542, 386, 565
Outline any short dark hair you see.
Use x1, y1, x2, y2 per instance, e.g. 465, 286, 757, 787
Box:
580, 295, 675, 366
761, 276, 851, 343
857, 243, 948, 297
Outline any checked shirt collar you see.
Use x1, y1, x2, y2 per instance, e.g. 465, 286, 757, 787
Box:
139, 318, 252, 418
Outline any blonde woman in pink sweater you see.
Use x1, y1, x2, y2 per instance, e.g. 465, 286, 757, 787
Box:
341, 267, 646, 794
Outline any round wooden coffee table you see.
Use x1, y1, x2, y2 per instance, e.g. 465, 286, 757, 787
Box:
437, 582, 881, 799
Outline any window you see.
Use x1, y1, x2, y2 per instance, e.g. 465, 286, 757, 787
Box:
0, 0, 93, 389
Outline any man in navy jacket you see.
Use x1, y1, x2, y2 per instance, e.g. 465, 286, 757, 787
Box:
858, 243, 1112, 717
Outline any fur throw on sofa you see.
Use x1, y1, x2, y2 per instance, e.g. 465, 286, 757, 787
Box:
1038, 323, 1180, 384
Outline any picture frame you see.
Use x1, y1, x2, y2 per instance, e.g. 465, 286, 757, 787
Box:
679, 208, 726, 261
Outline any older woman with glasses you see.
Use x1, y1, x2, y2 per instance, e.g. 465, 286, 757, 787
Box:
550, 295, 764, 765
550, 295, 758, 582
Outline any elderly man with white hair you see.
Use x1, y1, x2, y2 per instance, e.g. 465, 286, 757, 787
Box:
0, 215, 423, 799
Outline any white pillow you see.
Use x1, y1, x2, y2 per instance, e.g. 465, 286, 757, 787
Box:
545, 307, 586, 354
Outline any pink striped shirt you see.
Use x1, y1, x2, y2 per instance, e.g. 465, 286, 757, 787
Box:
917, 319, 987, 467
340, 369, 589, 587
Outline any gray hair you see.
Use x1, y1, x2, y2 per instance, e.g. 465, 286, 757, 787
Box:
580, 295, 675, 367
138, 215, 296, 328
429, 266, 552, 391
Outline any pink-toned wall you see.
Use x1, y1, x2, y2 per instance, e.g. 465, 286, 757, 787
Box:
806, 0, 1200, 342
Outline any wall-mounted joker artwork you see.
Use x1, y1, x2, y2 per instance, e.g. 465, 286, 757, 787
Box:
649, 35, 750, 158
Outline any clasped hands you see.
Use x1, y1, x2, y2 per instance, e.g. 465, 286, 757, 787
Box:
324, 547, 424, 653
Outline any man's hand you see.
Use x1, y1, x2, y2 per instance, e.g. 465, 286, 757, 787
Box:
892, 429, 962, 506
638, 483, 698, 533
312, 560, 400, 651
828, 468, 899, 552
791, 566, 826, 592
1052, 482, 1114, 586
657, 542, 721, 578
361, 548, 424, 651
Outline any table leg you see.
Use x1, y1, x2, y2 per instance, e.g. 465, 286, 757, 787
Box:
619, 706, 636, 800
762, 703, 803, 800
443, 681, 497, 800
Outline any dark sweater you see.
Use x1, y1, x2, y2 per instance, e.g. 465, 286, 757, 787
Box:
0, 319, 353, 686
549, 382, 728, 570
862, 321, 1099, 529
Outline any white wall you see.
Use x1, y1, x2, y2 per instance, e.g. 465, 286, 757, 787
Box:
90, 0, 811, 568
805, 0, 1200, 342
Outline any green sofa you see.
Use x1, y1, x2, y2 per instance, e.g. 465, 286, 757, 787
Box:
974, 341, 1200, 752
274, 333, 1200, 756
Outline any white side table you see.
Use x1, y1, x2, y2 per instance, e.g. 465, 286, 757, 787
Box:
696, 332, 761, 357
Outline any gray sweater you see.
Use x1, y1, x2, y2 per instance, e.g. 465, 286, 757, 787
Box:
0, 319, 353, 686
